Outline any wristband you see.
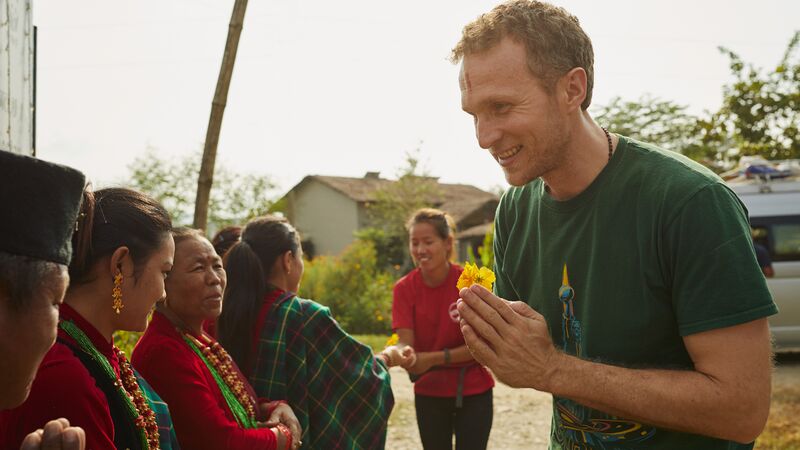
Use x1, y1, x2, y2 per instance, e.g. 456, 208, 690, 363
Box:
275, 423, 293, 450
443, 347, 451, 365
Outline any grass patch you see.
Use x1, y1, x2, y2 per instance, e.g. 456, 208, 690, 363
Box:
353, 334, 391, 353
755, 384, 800, 449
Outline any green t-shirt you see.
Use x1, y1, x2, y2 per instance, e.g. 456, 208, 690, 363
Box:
493, 136, 777, 450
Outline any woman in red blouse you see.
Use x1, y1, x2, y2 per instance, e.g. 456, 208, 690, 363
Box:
0, 188, 180, 450
132, 228, 301, 450
392, 208, 495, 450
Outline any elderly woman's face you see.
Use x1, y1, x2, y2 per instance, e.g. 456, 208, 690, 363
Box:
165, 236, 226, 326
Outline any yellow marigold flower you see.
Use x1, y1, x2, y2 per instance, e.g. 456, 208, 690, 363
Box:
456, 262, 496, 291
385, 333, 399, 347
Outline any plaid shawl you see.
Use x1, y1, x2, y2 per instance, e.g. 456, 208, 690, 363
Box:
137, 371, 181, 450
250, 293, 394, 449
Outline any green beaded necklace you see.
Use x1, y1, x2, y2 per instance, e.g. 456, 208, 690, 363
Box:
181, 334, 260, 429
59, 320, 158, 450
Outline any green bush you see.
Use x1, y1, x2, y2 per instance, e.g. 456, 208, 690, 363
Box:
115, 330, 142, 357
300, 240, 394, 335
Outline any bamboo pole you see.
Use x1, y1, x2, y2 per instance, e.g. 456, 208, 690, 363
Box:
193, 0, 249, 230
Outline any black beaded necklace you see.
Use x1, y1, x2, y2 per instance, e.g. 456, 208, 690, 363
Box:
601, 127, 614, 161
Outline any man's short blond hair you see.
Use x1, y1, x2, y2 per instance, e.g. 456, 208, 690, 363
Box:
451, 0, 595, 110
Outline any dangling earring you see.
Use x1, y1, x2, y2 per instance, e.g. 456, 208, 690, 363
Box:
112, 271, 124, 314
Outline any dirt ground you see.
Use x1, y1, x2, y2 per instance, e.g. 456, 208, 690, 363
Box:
385, 356, 800, 450
385, 367, 551, 449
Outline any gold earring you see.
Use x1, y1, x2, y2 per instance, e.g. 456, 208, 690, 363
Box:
112, 272, 124, 314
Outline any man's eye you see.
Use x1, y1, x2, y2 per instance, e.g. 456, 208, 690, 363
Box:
494, 103, 510, 113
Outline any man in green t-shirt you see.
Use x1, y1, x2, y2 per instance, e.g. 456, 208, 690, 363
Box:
451, 1, 777, 449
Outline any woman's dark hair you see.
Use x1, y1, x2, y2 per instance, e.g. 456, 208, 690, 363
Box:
69, 187, 172, 284
217, 215, 299, 372
210, 225, 242, 258
406, 208, 456, 259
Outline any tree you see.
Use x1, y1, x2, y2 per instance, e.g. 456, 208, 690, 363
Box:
355, 150, 441, 271
713, 31, 800, 160
592, 95, 700, 154
593, 32, 800, 167
129, 149, 279, 232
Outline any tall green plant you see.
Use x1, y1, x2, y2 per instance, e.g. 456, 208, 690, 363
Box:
465, 224, 494, 268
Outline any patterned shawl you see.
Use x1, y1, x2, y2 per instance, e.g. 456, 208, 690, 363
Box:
250, 292, 394, 449
136, 372, 181, 450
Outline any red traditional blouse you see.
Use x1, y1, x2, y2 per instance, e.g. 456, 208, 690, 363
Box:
131, 311, 278, 450
0, 304, 121, 450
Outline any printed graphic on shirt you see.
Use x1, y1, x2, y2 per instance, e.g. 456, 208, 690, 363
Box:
552, 265, 656, 449
553, 398, 656, 449
559, 264, 582, 356
448, 302, 460, 322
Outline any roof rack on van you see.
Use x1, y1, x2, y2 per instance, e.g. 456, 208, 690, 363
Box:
723, 157, 800, 194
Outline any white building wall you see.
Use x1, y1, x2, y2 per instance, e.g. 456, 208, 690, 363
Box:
290, 181, 360, 256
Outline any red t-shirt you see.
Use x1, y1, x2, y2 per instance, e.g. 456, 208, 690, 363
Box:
392, 264, 494, 397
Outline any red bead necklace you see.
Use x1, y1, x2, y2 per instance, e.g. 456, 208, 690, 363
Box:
114, 347, 161, 450
183, 332, 258, 421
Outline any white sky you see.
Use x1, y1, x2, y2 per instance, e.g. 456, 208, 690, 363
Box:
33, 0, 799, 195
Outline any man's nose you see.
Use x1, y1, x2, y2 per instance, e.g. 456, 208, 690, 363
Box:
475, 117, 500, 150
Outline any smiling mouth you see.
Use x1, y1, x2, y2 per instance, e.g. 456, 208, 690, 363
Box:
496, 145, 522, 161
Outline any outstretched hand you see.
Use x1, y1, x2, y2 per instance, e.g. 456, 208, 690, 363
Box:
380, 345, 416, 368
20, 418, 85, 450
456, 284, 561, 390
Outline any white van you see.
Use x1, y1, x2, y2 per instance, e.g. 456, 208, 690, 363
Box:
728, 176, 800, 352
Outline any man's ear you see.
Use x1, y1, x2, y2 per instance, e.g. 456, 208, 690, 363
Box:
559, 67, 587, 112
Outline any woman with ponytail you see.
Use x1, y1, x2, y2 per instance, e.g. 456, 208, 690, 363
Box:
0, 187, 180, 450
217, 215, 411, 449
132, 228, 301, 449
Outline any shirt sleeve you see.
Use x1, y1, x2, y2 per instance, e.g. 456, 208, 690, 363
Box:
133, 336, 277, 450
392, 278, 414, 330
493, 189, 519, 301
664, 183, 778, 336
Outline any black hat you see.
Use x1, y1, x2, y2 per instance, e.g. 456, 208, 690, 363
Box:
0, 150, 86, 265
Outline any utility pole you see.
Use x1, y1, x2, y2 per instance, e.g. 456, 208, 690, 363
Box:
193, 0, 249, 230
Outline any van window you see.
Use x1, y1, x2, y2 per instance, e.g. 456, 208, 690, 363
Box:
773, 223, 800, 261
751, 215, 800, 262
